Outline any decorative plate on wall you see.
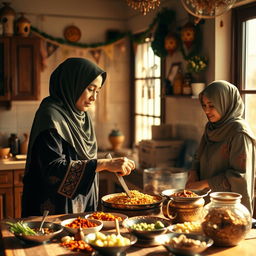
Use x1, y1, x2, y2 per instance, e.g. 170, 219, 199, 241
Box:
63, 25, 81, 42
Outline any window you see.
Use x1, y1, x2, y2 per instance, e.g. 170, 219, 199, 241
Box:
133, 41, 163, 144
232, 3, 256, 135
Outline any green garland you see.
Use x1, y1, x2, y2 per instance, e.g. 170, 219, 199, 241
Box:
31, 26, 130, 48
31, 8, 203, 60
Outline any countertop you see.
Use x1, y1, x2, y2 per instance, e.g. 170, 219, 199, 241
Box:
0, 159, 26, 170
1, 214, 256, 256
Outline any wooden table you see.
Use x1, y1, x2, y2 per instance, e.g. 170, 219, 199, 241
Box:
1, 214, 256, 256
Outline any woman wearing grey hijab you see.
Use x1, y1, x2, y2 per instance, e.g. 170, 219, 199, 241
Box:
22, 58, 135, 217
186, 80, 255, 213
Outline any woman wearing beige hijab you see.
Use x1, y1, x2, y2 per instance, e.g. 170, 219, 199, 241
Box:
186, 80, 255, 213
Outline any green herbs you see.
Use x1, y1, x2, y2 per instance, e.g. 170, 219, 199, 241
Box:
6, 221, 37, 235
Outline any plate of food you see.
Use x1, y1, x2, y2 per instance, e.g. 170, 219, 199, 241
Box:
101, 190, 163, 210
85, 212, 128, 229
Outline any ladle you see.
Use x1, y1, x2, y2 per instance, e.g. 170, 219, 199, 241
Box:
38, 210, 49, 235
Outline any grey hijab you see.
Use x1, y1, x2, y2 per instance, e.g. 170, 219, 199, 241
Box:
199, 80, 255, 145
26, 58, 106, 169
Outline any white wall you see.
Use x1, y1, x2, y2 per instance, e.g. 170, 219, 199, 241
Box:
0, 0, 131, 150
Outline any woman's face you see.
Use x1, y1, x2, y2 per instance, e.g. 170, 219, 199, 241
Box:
201, 95, 222, 123
75, 75, 103, 112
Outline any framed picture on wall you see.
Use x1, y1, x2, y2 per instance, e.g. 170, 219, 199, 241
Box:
167, 62, 181, 84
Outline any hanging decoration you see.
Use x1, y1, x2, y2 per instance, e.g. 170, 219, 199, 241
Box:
126, 0, 161, 15
16, 13, 31, 37
151, 8, 176, 57
181, 0, 236, 19
89, 49, 102, 64
63, 25, 81, 42
164, 33, 178, 55
181, 22, 196, 50
179, 20, 203, 60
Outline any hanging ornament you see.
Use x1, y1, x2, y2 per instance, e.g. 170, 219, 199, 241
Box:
181, 0, 236, 19
63, 25, 81, 43
164, 33, 178, 55
0, 2, 16, 36
89, 49, 102, 64
181, 22, 196, 50
126, 0, 161, 15
16, 13, 31, 37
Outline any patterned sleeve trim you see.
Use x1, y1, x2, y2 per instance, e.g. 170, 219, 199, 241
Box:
58, 160, 87, 198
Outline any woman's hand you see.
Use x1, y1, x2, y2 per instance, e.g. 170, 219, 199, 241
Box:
185, 180, 209, 190
96, 157, 135, 176
185, 170, 199, 185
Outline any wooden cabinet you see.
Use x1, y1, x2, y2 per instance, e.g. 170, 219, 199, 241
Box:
0, 169, 24, 219
0, 36, 40, 102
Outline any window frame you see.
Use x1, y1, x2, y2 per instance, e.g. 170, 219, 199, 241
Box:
232, 1, 256, 96
130, 41, 166, 145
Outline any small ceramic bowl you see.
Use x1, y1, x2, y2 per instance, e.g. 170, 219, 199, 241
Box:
0, 147, 11, 159
85, 232, 137, 256
122, 216, 171, 239
10, 221, 63, 243
155, 232, 213, 256
85, 212, 128, 229
61, 217, 103, 234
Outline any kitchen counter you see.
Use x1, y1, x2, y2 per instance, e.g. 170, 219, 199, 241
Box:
1, 214, 256, 256
0, 159, 26, 170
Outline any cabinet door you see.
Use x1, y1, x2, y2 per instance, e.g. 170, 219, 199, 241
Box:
0, 187, 14, 219
14, 186, 23, 218
0, 37, 11, 101
11, 36, 40, 100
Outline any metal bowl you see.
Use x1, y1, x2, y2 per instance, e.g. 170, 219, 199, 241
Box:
61, 217, 103, 234
122, 216, 171, 239
11, 221, 63, 243
155, 232, 213, 256
85, 212, 128, 229
101, 193, 163, 210
85, 232, 137, 256
161, 188, 211, 202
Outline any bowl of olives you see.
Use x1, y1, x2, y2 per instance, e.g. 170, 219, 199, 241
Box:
122, 216, 171, 239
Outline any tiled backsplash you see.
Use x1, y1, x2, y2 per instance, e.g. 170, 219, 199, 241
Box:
0, 101, 40, 147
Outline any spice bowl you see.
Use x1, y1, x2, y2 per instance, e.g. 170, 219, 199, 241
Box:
60, 217, 103, 234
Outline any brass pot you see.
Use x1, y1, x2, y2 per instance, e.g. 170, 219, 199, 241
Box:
162, 197, 205, 223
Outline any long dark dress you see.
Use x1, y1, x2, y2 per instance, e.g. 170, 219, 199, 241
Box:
22, 129, 98, 217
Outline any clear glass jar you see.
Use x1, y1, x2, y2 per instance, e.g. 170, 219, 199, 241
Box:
202, 192, 251, 246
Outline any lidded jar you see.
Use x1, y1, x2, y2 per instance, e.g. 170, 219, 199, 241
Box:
201, 192, 251, 246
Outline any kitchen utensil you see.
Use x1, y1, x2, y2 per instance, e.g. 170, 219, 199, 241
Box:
105, 153, 132, 198
115, 219, 121, 237
38, 210, 49, 235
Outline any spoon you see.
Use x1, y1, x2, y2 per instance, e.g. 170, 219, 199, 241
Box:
115, 219, 121, 238
38, 210, 49, 235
